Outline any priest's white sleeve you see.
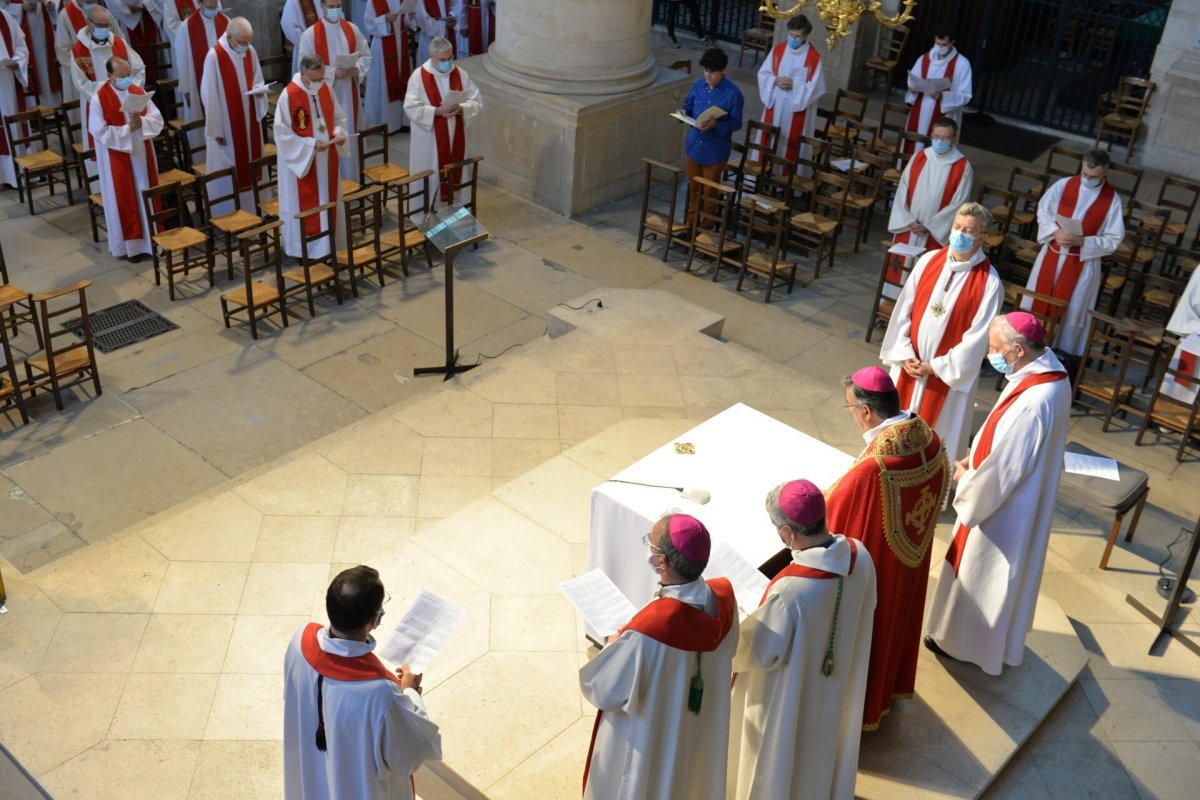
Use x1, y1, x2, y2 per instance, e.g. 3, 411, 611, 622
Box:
888, 162, 918, 234
756, 54, 777, 109
126, 39, 146, 86
929, 272, 1003, 389
927, 160, 973, 243
403, 69, 435, 131
953, 403, 1046, 530
175, 27, 196, 113
791, 58, 824, 112
365, 1, 389, 36
1035, 179, 1064, 245
1079, 196, 1125, 261
332, 92, 349, 157
378, 690, 443, 781
879, 251, 935, 364
578, 634, 644, 715
903, 60, 920, 106
106, 0, 140, 33
274, 90, 317, 179
89, 95, 134, 152
355, 25, 373, 85
55, 13, 75, 66
140, 99, 164, 139
281, 0, 305, 48
251, 52, 268, 120
71, 54, 104, 101
732, 591, 794, 673
941, 57, 972, 112
458, 72, 481, 122
9, 21, 29, 88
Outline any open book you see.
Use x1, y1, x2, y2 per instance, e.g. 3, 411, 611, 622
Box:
1054, 213, 1084, 237
909, 76, 952, 94
442, 89, 469, 106
670, 105, 728, 128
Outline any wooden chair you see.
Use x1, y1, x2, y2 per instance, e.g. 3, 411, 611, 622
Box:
142, 180, 214, 300
4, 109, 74, 215
1058, 441, 1150, 570
250, 154, 280, 218
57, 98, 90, 191
0, 301, 30, 425
723, 120, 780, 201
756, 152, 796, 206
1147, 176, 1200, 250
0, 242, 41, 349
1073, 311, 1142, 430
1095, 76, 1155, 160
178, 118, 207, 176
1107, 158, 1143, 212
975, 184, 1019, 262
337, 184, 387, 292
438, 155, 483, 218
636, 158, 689, 262
1104, 200, 1168, 314
869, 101, 910, 156
381, 169, 436, 276
1136, 355, 1200, 461
839, 147, 887, 251
281, 201, 346, 315
787, 134, 831, 210
866, 244, 917, 344
684, 177, 741, 276
200, 167, 265, 280
788, 170, 850, 279
1002, 282, 1069, 346
220, 219, 289, 340
734, 193, 795, 302
820, 89, 868, 157
865, 24, 910, 96
358, 124, 409, 202
738, 10, 774, 67
22, 280, 101, 411
1045, 144, 1085, 181
987, 167, 1044, 242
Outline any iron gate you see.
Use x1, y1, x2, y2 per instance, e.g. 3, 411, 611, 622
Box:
650, 0, 763, 44
897, 0, 1169, 136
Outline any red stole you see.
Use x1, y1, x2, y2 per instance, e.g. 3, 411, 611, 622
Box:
0, 16, 26, 157
371, 0, 408, 103
582, 579, 736, 794
285, 80, 339, 236
173, 0, 197, 21
299, 622, 398, 682
1176, 350, 1198, 389
1032, 176, 1116, 318
420, 65, 465, 204
20, 4, 61, 96
894, 249, 993, 427
64, 1, 88, 34
213, 43, 262, 192
907, 51, 958, 134
465, 1, 494, 55
887, 152, 969, 282
124, 7, 159, 85
185, 12, 227, 107
760, 540, 859, 605
944, 370, 1069, 575
96, 81, 159, 242
73, 36, 129, 153
314, 19, 359, 129
760, 41, 820, 163
422, 0, 456, 56
297, 0, 319, 27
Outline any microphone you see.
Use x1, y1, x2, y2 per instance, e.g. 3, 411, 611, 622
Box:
607, 479, 711, 505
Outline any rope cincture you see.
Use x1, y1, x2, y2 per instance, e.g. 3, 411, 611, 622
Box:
315, 674, 327, 752
688, 651, 704, 714
821, 576, 845, 677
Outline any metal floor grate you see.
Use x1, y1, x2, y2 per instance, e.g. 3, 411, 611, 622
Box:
66, 300, 179, 354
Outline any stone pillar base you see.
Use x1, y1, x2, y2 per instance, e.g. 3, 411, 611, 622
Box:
465, 55, 691, 217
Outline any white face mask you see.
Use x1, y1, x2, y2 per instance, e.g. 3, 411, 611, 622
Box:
1082, 175, 1104, 189
937, 44, 952, 57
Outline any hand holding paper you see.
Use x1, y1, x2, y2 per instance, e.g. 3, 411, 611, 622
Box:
245, 82, 274, 97
120, 90, 154, 114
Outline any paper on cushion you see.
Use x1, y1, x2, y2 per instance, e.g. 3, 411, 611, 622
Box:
1063, 452, 1120, 481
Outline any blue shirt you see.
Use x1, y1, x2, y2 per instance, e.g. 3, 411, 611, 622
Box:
682, 76, 744, 165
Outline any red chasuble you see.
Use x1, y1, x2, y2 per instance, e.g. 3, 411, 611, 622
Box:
212, 43, 262, 192
1032, 176, 1116, 319
285, 80, 339, 236
173, 0, 197, 22
826, 418, 949, 728
760, 41, 820, 163
371, 0, 409, 103
944, 370, 1069, 575
95, 81, 159, 241
894, 248, 993, 427
886, 151, 969, 283
420, 65, 465, 204
581, 579, 736, 794
297, 0, 319, 27
313, 18, 359, 128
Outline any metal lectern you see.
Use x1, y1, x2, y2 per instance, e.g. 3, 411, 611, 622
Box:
414, 205, 489, 381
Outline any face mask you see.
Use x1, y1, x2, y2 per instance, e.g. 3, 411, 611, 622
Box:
201, 7, 219, 19
937, 45, 952, 57
948, 229, 975, 254
114, 76, 133, 91
1082, 176, 1103, 189
787, 36, 805, 49
232, 41, 249, 55
647, 554, 662, 572
91, 26, 109, 41
988, 351, 1014, 374
436, 59, 453, 74
930, 138, 952, 155
325, 7, 342, 22
80, 1, 94, 10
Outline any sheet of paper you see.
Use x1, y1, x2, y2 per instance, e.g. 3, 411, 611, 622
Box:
558, 569, 637, 638
120, 91, 154, 114
703, 542, 769, 616
335, 53, 360, 70
830, 158, 869, 173
888, 241, 927, 258
442, 89, 469, 106
245, 82, 275, 97
910, 76, 951, 94
376, 590, 466, 673
1055, 213, 1084, 237
1064, 452, 1120, 481
695, 105, 728, 126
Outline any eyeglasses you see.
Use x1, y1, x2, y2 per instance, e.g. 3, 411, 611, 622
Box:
844, 403, 863, 410
640, 533, 664, 553
378, 591, 391, 621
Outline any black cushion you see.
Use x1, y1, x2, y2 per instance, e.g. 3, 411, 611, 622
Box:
1058, 441, 1149, 513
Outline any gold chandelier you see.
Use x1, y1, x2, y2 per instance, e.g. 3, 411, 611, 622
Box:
760, 0, 918, 50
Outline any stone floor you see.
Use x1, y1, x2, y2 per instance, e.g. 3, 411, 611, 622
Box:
1, 28, 1199, 800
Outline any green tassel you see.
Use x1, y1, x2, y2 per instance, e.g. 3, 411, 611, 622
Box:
687, 652, 704, 714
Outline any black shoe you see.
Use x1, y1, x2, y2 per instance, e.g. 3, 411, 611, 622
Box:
670, 37, 681, 49
924, 635, 956, 660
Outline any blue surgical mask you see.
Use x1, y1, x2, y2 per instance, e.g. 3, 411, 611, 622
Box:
948, 229, 976, 254
787, 36, 805, 49
325, 7, 342, 22
114, 76, 133, 91
930, 138, 952, 155
436, 59, 453, 74
988, 350, 1014, 374
1082, 176, 1104, 189
91, 26, 109, 41
232, 42, 249, 56
81, 1, 95, 11
201, 7, 219, 19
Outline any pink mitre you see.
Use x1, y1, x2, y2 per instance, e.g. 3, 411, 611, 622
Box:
851, 365, 895, 393
668, 514, 711, 562
1005, 311, 1045, 343
780, 479, 825, 526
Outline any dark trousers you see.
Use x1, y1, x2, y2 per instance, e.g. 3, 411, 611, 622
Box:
667, 0, 706, 40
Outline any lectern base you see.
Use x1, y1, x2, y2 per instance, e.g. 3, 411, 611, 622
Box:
415, 351, 479, 382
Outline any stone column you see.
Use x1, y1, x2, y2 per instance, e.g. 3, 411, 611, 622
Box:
1141, 1, 1200, 179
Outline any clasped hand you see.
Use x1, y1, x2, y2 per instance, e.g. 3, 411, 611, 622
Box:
902, 357, 932, 378
435, 103, 461, 117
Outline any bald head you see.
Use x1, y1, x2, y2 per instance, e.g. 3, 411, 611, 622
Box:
106, 55, 131, 77
87, 6, 111, 25
227, 16, 253, 41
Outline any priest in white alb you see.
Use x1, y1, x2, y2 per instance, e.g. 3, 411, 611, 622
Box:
172, 0, 226, 150
754, 14, 823, 167
280, 0, 320, 71
458, 0, 491, 56
71, 6, 143, 174
904, 27, 972, 155
274, 52, 347, 258
55, 0, 99, 108
403, 35, 479, 207
199, 16, 265, 215
5, 0, 59, 107
925, 312, 1071, 676
580, 514, 738, 799
879, 202, 1003, 464
0, 5, 28, 189
884, 117, 973, 298
298, 0, 369, 182
160, 0, 196, 41
1021, 148, 1124, 358
412, 0, 456, 66
362, 0, 413, 133
106, 0, 158, 84
88, 54, 162, 259
727, 480, 876, 800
